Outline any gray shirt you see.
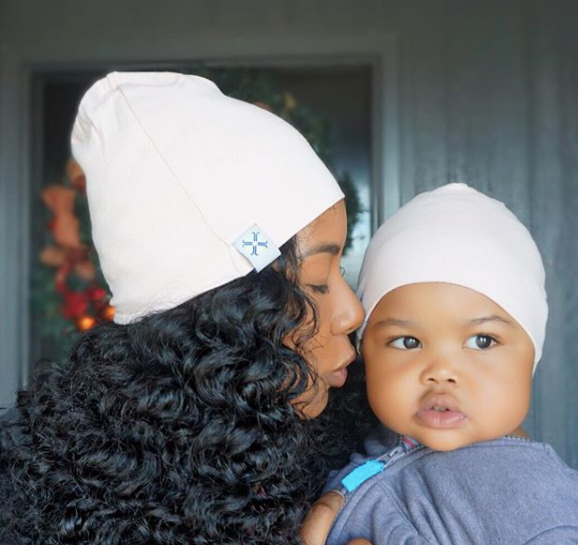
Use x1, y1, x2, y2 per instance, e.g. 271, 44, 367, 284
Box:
324, 427, 578, 545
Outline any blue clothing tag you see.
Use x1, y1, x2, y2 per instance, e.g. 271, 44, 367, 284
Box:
339, 437, 421, 494
233, 224, 281, 272
341, 459, 385, 493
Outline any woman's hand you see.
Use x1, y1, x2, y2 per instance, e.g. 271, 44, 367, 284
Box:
300, 491, 372, 545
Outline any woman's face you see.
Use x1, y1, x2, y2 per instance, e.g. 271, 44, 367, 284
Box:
288, 200, 364, 418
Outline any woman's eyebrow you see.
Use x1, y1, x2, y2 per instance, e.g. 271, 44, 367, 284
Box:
303, 243, 342, 257
466, 315, 514, 327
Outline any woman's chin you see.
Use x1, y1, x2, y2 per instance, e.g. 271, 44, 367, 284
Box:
297, 390, 329, 419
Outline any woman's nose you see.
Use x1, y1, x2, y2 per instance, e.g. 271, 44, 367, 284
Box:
331, 282, 364, 336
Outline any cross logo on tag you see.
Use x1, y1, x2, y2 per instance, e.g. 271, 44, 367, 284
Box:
233, 224, 281, 272
242, 231, 269, 256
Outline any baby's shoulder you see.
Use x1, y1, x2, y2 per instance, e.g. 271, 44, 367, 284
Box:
326, 438, 578, 545
421, 437, 578, 485
390, 438, 578, 543
396, 437, 578, 502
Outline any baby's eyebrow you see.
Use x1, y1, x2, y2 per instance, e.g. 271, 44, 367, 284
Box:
373, 317, 416, 329
466, 315, 514, 327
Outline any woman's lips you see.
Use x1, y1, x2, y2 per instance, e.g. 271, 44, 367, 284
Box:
326, 352, 356, 388
327, 366, 348, 388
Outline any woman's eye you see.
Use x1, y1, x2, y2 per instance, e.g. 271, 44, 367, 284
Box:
464, 334, 496, 350
309, 284, 329, 295
389, 336, 421, 350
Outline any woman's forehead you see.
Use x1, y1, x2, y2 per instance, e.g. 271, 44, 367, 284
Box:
297, 200, 347, 257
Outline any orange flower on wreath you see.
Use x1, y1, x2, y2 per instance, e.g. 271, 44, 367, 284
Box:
41, 185, 82, 249
38, 160, 114, 332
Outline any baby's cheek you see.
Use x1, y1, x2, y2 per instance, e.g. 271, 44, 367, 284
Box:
366, 379, 389, 419
478, 385, 530, 439
367, 377, 409, 432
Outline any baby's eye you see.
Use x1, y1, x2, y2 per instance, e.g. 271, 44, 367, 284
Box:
389, 336, 421, 350
464, 334, 497, 350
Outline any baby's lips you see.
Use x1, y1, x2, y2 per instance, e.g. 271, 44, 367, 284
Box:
415, 406, 467, 429
418, 393, 462, 413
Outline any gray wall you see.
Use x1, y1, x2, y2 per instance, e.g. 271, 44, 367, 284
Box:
1, 0, 578, 465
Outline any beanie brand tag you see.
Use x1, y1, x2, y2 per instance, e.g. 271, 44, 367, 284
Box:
233, 224, 281, 273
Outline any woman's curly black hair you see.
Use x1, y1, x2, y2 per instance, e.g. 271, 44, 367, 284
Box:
0, 236, 364, 545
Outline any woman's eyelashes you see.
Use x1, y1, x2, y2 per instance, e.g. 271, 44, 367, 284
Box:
309, 284, 330, 295
305, 262, 345, 295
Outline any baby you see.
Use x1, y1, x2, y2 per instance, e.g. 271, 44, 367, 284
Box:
325, 184, 578, 545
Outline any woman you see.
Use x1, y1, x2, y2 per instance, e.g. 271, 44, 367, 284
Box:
0, 72, 367, 545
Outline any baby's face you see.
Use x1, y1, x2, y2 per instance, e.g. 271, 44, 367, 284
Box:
361, 282, 535, 451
